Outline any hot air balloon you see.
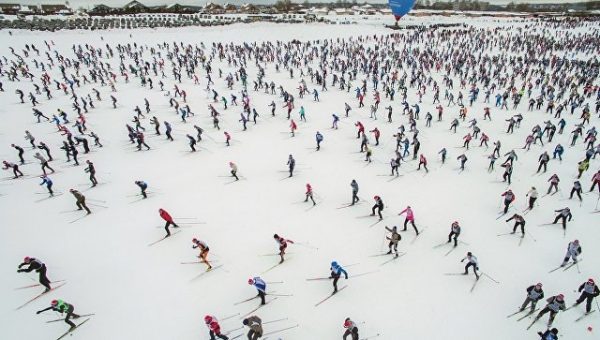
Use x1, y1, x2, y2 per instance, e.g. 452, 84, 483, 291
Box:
389, 0, 416, 23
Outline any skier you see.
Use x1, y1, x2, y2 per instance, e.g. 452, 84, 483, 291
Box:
561, 239, 581, 267
461, 252, 479, 279
547, 174, 560, 195
343, 317, 359, 340
552, 208, 572, 230
304, 183, 316, 205
203, 315, 229, 340
3, 161, 23, 178
33, 152, 55, 175
134, 180, 148, 199
12, 144, 25, 164
329, 261, 348, 294
457, 154, 467, 170
390, 158, 399, 176
418, 154, 429, 172
573, 278, 599, 314
224, 131, 231, 146
248, 277, 267, 305
533, 294, 566, 328
274, 234, 294, 263
192, 238, 212, 271
350, 179, 359, 205
36, 299, 81, 329
159, 208, 179, 237
526, 187, 538, 210
186, 134, 197, 152
371, 195, 384, 220
287, 154, 295, 177
315, 131, 323, 151
17, 256, 51, 292
569, 181, 582, 201
385, 226, 401, 255
242, 315, 263, 340
537, 328, 559, 340
438, 148, 447, 164
39, 175, 54, 195
520, 282, 544, 313
69, 189, 90, 214
229, 162, 239, 180
448, 221, 461, 247
84, 160, 98, 187
506, 213, 526, 237
398, 206, 419, 234
501, 189, 515, 214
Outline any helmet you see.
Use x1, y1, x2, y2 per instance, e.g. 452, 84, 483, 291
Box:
373, 196, 379, 200
467, 252, 472, 256
247, 278, 254, 285
331, 261, 338, 267
574, 239, 579, 244
229, 162, 233, 165
204, 315, 212, 323
588, 278, 595, 285
192, 238, 198, 243
23, 256, 31, 263
273, 234, 279, 239
535, 282, 543, 287
51, 300, 58, 306
557, 294, 564, 300
69, 189, 75, 192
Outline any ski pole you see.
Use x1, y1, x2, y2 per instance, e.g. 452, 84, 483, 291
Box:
483, 272, 500, 284
220, 313, 239, 321
263, 317, 288, 325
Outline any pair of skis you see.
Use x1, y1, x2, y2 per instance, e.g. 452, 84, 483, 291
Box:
15, 282, 67, 310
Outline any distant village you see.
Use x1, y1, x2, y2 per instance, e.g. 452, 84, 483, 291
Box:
0, 1, 596, 31
0, 0, 597, 17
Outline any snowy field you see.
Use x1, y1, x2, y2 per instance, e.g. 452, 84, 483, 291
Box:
1, 16, 599, 340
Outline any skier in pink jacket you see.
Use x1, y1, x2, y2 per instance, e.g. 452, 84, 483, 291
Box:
398, 206, 419, 235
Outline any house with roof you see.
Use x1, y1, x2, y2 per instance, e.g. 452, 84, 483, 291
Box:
0, 3, 19, 15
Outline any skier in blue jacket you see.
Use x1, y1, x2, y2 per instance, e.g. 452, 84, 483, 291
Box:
329, 261, 348, 294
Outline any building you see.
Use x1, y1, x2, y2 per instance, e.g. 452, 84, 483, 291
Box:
0, 3, 20, 15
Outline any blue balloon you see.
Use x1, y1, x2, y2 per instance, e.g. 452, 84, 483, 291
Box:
389, 0, 416, 19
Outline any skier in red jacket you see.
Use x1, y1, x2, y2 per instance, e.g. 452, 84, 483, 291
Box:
204, 315, 228, 340
159, 208, 179, 237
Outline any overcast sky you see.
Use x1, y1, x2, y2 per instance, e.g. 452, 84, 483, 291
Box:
18, 0, 589, 10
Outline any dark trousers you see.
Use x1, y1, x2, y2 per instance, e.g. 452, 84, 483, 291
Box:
343, 328, 359, 340
210, 330, 228, 340
464, 262, 479, 278
332, 275, 340, 292
89, 173, 98, 186
231, 170, 239, 180
257, 291, 266, 305
512, 222, 525, 234
528, 197, 536, 209
536, 307, 557, 324
553, 215, 567, 229
76, 200, 91, 214
247, 329, 262, 340
140, 187, 147, 198
520, 297, 538, 312
503, 200, 511, 213
403, 219, 419, 234
41, 161, 54, 175
570, 188, 582, 201
38, 264, 51, 290
65, 305, 80, 328
448, 232, 459, 246
351, 191, 358, 204
164, 221, 179, 236
575, 292, 595, 313
371, 205, 382, 219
